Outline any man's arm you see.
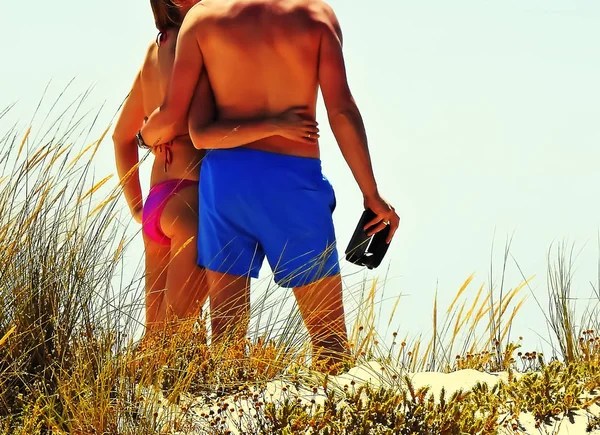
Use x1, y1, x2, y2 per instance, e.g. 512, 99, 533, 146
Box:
187, 72, 320, 149
318, 6, 399, 241
140, 11, 204, 146
187, 73, 276, 149
318, 8, 377, 197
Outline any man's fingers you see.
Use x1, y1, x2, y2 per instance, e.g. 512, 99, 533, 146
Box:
364, 216, 383, 231
386, 228, 396, 244
366, 221, 388, 236
301, 125, 318, 133
363, 209, 399, 239
386, 214, 400, 243
296, 129, 319, 142
386, 219, 399, 243
299, 136, 318, 144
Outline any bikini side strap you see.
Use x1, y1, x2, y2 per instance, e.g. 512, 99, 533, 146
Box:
163, 140, 174, 173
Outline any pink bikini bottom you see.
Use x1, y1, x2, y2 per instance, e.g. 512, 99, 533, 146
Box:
142, 179, 197, 245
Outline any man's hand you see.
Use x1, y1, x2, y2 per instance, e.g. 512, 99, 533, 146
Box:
363, 193, 399, 243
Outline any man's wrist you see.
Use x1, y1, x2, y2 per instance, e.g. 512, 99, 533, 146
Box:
362, 186, 380, 201
265, 117, 280, 135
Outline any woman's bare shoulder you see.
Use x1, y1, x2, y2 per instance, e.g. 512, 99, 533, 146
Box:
139, 30, 178, 78
139, 39, 159, 75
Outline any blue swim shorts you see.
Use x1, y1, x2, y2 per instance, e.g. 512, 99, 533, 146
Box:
197, 147, 340, 288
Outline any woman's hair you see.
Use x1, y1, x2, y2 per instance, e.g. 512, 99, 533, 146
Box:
150, 0, 183, 32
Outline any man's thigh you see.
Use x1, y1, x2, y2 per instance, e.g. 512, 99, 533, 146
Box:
261, 178, 340, 288
196, 152, 265, 278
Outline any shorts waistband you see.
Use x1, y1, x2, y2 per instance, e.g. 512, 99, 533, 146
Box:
204, 147, 322, 170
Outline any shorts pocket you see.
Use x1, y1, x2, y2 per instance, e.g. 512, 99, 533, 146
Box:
321, 176, 337, 213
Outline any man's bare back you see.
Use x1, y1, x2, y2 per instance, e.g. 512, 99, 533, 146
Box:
141, 0, 399, 240
189, 0, 340, 158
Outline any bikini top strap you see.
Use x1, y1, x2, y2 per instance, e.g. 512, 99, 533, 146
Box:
156, 30, 169, 47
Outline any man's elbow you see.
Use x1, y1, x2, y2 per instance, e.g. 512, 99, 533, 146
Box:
325, 94, 359, 120
188, 124, 209, 150
189, 111, 220, 150
327, 106, 359, 125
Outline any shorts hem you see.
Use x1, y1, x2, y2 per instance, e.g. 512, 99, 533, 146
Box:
197, 260, 260, 279
273, 264, 341, 289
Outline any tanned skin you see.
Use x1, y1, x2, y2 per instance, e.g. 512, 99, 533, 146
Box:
113, 1, 313, 339
141, 0, 400, 371
113, 23, 208, 338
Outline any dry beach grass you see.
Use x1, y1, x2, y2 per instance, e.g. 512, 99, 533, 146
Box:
1, 97, 600, 434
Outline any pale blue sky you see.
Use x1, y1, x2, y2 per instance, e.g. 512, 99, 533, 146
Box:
2, 1, 600, 353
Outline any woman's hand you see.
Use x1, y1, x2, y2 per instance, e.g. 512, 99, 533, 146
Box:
271, 106, 320, 144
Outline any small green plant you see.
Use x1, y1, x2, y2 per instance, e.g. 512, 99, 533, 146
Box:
246, 376, 502, 434
588, 414, 600, 432
502, 361, 586, 425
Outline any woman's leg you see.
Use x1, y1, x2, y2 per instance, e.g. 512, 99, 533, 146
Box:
160, 184, 208, 322
142, 234, 170, 335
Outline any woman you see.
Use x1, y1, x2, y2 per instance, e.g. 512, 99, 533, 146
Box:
113, 0, 319, 338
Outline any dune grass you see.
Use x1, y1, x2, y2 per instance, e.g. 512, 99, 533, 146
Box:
1, 99, 600, 434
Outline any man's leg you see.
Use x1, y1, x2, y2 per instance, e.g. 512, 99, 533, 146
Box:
250, 152, 345, 371
293, 274, 349, 369
206, 270, 251, 345
196, 151, 267, 347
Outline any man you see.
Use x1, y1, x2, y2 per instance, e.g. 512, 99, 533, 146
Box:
139, 0, 400, 369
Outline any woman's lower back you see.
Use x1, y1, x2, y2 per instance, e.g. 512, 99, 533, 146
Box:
148, 137, 204, 186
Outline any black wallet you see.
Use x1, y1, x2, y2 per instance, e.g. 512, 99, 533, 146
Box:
345, 208, 391, 269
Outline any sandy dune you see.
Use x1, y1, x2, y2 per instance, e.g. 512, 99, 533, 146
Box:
148, 361, 600, 434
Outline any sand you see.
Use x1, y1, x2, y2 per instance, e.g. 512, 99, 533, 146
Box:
146, 361, 600, 434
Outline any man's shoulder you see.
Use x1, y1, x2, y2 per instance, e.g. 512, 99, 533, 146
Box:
297, 0, 339, 36
298, 0, 340, 43
184, 0, 339, 33
199, 0, 337, 22
303, 0, 337, 20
